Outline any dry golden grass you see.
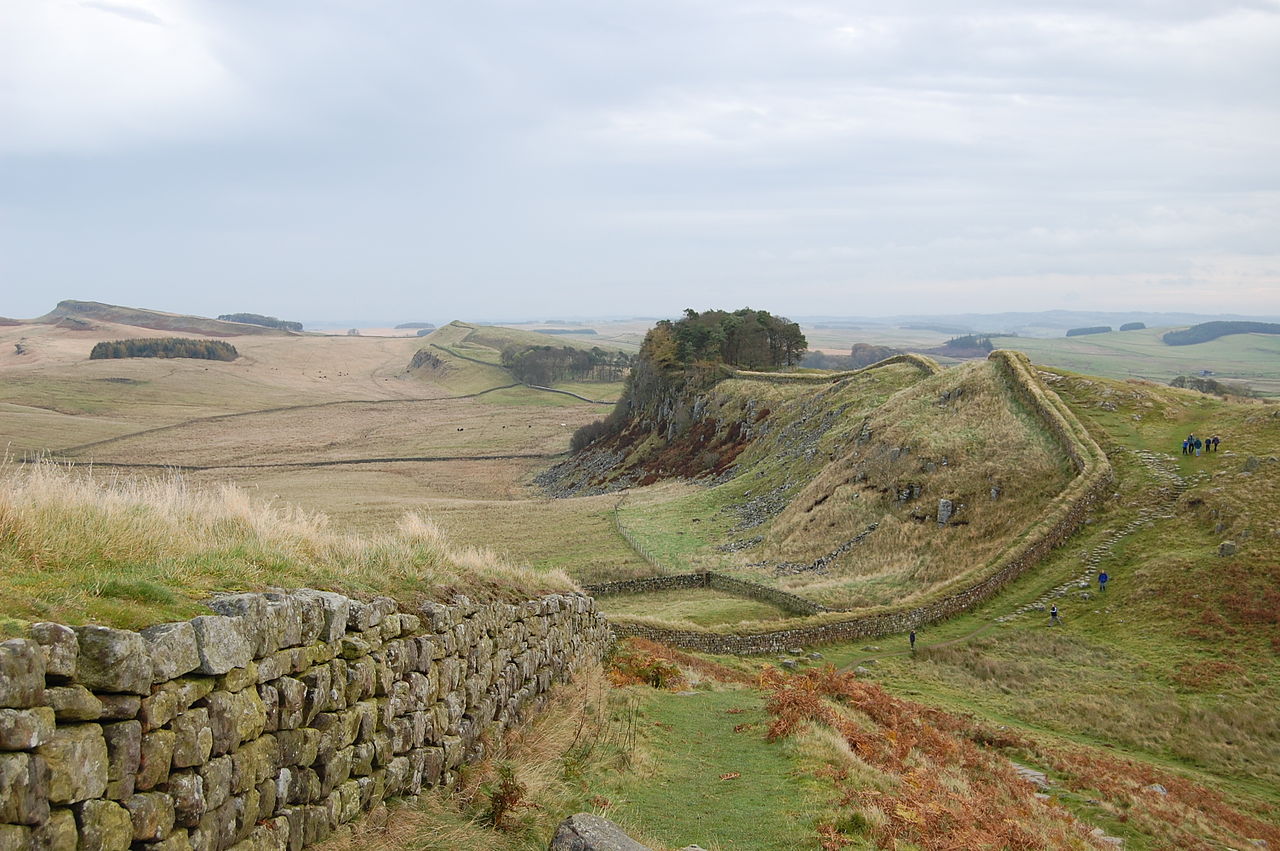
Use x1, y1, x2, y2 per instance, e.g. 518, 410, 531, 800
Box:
0, 460, 574, 629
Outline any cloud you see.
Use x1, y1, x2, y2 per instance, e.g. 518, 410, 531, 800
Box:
0, 0, 242, 153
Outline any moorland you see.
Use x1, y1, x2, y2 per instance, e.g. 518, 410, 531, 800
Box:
1, 300, 1278, 850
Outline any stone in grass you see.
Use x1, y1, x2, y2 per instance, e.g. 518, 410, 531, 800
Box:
549, 813, 653, 851
73, 626, 153, 695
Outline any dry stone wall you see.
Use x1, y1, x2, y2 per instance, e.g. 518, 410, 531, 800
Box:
606, 350, 1115, 654
0, 590, 609, 851
585, 572, 829, 616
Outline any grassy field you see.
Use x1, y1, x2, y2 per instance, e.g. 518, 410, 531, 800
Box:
596, 587, 796, 627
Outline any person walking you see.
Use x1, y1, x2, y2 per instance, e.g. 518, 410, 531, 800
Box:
1193, 435, 1203, 457
1050, 605, 1060, 625
1098, 571, 1109, 592
1182, 437, 1189, 455
909, 629, 917, 651
1212, 434, 1221, 452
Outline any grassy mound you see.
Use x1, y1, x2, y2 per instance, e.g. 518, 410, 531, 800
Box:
0, 461, 574, 631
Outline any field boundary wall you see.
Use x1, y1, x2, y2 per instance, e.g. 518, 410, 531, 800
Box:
605, 349, 1115, 653
585, 572, 831, 617
727, 353, 942, 383
0, 589, 608, 850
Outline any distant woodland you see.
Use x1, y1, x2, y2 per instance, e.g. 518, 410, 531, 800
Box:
1163, 321, 1280, 346
655, 308, 807, 370
89, 338, 239, 361
501, 345, 633, 385
218, 313, 303, 332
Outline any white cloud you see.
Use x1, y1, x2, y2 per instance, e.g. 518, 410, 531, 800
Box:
0, 0, 242, 153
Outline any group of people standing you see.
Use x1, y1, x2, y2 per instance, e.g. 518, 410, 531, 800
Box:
1182, 433, 1221, 456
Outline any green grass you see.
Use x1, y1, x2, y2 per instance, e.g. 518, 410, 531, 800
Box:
990, 328, 1280, 395
597, 588, 797, 627
600, 686, 825, 850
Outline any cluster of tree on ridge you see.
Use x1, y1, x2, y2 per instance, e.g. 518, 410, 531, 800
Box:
1163, 321, 1280, 346
89, 338, 239, 361
570, 308, 806, 452
501, 345, 633, 386
655, 308, 807, 370
217, 313, 303, 332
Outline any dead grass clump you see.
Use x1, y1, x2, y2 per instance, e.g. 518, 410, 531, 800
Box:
0, 460, 574, 628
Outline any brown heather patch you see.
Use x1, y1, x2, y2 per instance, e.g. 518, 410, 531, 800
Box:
760, 667, 1280, 850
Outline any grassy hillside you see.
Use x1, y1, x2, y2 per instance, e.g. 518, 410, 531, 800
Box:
560, 358, 1075, 611
0, 460, 574, 631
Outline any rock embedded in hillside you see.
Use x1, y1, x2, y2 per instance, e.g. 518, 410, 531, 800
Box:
938, 498, 954, 526
548, 812, 653, 850
1219, 541, 1237, 557
73, 626, 153, 695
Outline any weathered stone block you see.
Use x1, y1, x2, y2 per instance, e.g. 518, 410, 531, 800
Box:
39, 723, 108, 804
73, 798, 133, 851
0, 639, 44, 708
171, 708, 214, 768
293, 591, 349, 643
30, 622, 77, 681
200, 754, 233, 811
206, 688, 267, 756
73, 626, 152, 695
190, 616, 253, 676
208, 594, 273, 656
163, 677, 217, 712
275, 728, 319, 768
98, 694, 141, 721
137, 829, 194, 851
0, 751, 50, 824
230, 734, 278, 793
102, 720, 142, 799
123, 792, 176, 842
141, 689, 180, 732
137, 729, 175, 791
33, 806, 77, 851
549, 813, 652, 851
217, 664, 258, 694
141, 622, 201, 682
168, 770, 206, 827
0, 705, 55, 750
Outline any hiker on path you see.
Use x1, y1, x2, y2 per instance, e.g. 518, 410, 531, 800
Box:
1182, 437, 1189, 455
1098, 572, 1109, 592
1212, 435, 1221, 452
909, 629, 917, 651
1193, 436, 1203, 457
1050, 605, 1060, 625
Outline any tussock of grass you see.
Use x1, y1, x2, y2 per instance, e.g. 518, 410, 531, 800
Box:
0, 460, 575, 629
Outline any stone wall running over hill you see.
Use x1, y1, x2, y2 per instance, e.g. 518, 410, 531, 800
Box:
605, 350, 1115, 653
727, 353, 942, 382
585, 572, 831, 616
0, 590, 609, 850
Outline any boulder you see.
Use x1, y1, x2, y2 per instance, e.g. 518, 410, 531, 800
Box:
73, 626, 153, 695
548, 813, 652, 851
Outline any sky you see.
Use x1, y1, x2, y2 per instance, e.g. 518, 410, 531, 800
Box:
1, 0, 1278, 323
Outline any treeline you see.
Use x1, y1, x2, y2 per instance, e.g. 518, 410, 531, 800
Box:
1162, 321, 1280, 346
1066, 326, 1111, 337
90, 338, 239, 361
659, 308, 807, 370
501, 345, 633, 386
218, 313, 303, 332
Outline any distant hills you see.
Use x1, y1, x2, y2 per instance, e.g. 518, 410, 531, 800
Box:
31, 301, 296, 336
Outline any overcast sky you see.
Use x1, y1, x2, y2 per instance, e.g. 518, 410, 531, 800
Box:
2, 0, 1278, 323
